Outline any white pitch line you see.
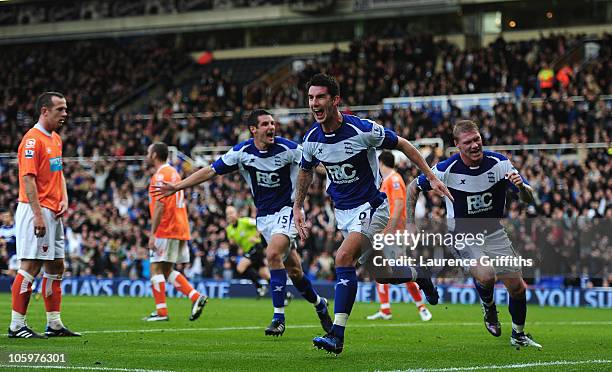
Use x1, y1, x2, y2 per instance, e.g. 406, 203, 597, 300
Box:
2, 321, 610, 336
0, 365, 173, 372
72, 320, 612, 335
383, 359, 612, 372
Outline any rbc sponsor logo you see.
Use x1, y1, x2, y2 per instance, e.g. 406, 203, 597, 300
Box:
256, 171, 280, 187
327, 164, 358, 184
467, 192, 493, 214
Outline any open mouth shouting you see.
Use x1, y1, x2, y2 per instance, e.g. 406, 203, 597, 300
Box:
312, 108, 325, 121
265, 129, 275, 142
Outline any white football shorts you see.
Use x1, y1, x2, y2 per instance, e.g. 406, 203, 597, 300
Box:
150, 238, 190, 264
334, 199, 392, 264
335, 199, 389, 241
15, 202, 65, 261
256, 206, 298, 245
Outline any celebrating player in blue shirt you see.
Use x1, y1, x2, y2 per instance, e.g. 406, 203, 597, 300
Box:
292, 73, 453, 354
153, 109, 333, 337
408, 120, 542, 348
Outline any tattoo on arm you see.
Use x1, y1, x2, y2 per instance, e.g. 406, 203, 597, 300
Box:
293, 169, 313, 208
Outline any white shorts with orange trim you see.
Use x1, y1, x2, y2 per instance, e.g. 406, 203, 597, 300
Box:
15, 202, 65, 261
150, 238, 190, 264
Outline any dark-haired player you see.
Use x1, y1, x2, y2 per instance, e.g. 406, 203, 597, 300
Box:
153, 109, 333, 337
9, 92, 80, 338
293, 74, 452, 354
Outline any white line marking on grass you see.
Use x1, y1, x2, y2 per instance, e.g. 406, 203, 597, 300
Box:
73, 320, 612, 335
382, 359, 612, 372
0, 365, 173, 372
2, 321, 609, 337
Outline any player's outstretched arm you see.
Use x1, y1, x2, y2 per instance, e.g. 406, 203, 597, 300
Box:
151, 165, 217, 198
396, 137, 453, 201
293, 168, 313, 240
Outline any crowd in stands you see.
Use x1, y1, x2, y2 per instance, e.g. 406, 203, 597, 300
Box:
0, 37, 190, 153
0, 32, 609, 287
0, 0, 287, 26
257, 33, 611, 107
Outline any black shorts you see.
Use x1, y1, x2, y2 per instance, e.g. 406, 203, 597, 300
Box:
243, 242, 266, 268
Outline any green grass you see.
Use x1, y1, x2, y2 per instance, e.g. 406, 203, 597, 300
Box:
0, 294, 610, 371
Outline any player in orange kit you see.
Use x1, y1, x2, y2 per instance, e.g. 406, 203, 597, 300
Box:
144, 142, 207, 322
366, 151, 432, 322
9, 92, 80, 338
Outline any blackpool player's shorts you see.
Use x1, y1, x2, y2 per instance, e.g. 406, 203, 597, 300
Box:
15, 202, 65, 261
150, 238, 190, 264
453, 228, 521, 274
256, 205, 298, 258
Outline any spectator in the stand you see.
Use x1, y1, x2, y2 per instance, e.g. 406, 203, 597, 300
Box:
537, 63, 555, 95
556, 65, 573, 89
0, 208, 16, 257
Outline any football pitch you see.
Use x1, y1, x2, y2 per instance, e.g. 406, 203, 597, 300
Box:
0, 294, 610, 371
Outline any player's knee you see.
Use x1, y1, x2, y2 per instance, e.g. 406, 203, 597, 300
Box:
20, 260, 42, 277
266, 249, 282, 262
266, 250, 283, 267
236, 259, 250, 273
43, 259, 65, 276
286, 265, 303, 281
335, 249, 355, 267
507, 279, 526, 298
150, 263, 163, 275
473, 270, 495, 287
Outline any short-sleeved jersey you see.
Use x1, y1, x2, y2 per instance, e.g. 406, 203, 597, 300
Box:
380, 170, 407, 229
417, 151, 528, 232
300, 114, 398, 210
148, 164, 190, 240
211, 137, 301, 217
18, 124, 64, 213
226, 217, 260, 252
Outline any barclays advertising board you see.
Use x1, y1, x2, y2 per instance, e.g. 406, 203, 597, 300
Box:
0, 277, 609, 308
